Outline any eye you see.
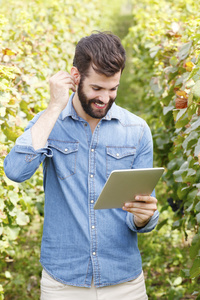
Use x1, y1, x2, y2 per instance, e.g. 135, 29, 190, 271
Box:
110, 87, 118, 91
92, 87, 100, 91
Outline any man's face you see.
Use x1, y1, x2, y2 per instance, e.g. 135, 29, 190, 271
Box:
77, 67, 121, 119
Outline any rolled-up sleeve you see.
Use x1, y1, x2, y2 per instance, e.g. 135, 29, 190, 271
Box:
126, 210, 159, 233
125, 122, 159, 233
4, 111, 53, 183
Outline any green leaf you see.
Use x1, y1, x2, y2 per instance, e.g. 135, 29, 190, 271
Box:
186, 168, 196, 177
182, 131, 199, 150
195, 201, 200, 212
172, 220, 180, 229
177, 41, 192, 61
4, 226, 20, 240
8, 190, 19, 205
188, 65, 200, 80
173, 276, 182, 286
187, 189, 198, 202
177, 185, 190, 199
180, 161, 189, 170
196, 212, 200, 224
185, 118, 200, 134
5, 271, 12, 279
174, 169, 186, 182
150, 77, 163, 96
192, 80, 200, 98
194, 138, 200, 157
190, 257, 200, 278
175, 115, 190, 129
149, 45, 161, 58
156, 218, 168, 231
190, 234, 200, 259
175, 108, 187, 122
170, 56, 179, 67
163, 105, 174, 115
16, 211, 29, 226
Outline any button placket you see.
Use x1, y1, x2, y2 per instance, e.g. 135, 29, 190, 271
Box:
88, 126, 101, 285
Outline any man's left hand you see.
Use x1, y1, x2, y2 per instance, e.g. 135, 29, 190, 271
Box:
122, 195, 158, 228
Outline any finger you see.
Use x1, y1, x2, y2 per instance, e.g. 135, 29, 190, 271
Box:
50, 77, 76, 90
61, 77, 76, 88
55, 76, 75, 85
66, 83, 76, 92
123, 207, 155, 217
58, 78, 76, 87
51, 72, 74, 83
123, 201, 157, 212
135, 195, 157, 203
124, 201, 157, 210
54, 71, 70, 78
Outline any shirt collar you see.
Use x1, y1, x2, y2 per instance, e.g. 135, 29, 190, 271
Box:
61, 93, 80, 121
61, 92, 122, 122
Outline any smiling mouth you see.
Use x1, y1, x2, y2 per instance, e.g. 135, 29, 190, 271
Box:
93, 102, 107, 109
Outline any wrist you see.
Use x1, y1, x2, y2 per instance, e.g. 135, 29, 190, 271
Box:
133, 216, 150, 229
46, 103, 63, 116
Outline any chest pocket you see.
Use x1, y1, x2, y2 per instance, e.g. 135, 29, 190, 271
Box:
48, 139, 79, 180
106, 146, 136, 178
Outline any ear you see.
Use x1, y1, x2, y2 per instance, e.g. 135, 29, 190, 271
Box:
71, 67, 81, 85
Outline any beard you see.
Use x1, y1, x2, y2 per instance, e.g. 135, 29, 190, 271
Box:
77, 79, 116, 119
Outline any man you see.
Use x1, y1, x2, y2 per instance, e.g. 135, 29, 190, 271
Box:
4, 32, 158, 300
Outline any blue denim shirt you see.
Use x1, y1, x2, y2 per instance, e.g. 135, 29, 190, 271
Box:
4, 93, 159, 288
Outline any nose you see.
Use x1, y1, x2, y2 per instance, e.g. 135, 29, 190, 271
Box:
98, 91, 110, 104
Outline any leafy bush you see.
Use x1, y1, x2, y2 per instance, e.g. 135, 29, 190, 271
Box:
0, 0, 106, 298
124, 0, 200, 296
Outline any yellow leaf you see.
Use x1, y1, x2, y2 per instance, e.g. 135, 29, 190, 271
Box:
198, 153, 200, 165
176, 90, 188, 99
185, 61, 195, 72
2, 48, 16, 56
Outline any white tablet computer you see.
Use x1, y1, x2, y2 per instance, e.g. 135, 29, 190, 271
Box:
94, 167, 164, 210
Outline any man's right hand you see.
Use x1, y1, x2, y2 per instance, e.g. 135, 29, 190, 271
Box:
48, 71, 76, 113
31, 71, 76, 150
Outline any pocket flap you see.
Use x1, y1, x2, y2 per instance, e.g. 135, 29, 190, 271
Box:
48, 139, 79, 154
106, 146, 136, 159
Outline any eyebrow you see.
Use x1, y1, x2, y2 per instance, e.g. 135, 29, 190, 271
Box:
89, 84, 120, 89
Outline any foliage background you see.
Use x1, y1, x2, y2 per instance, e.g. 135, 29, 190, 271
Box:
0, 0, 200, 299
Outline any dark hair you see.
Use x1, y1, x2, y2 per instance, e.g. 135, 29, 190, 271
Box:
73, 31, 126, 79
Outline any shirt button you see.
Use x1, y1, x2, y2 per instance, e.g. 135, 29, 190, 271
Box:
116, 153, 119, 157
64, 148, 68, 152
91, 200, 94, 204
91, 149, 94, 152
92, 226, 95, 229
90, 174, 94, 178
93, 252, 96, 256
84, 123, 87, 127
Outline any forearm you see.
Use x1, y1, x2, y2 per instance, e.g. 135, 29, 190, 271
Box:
31, 105, 61, 150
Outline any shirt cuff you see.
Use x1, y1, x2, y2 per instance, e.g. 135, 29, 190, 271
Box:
15, 128, 52, 157
16, 128, 48, 149
126, 210, 159, 233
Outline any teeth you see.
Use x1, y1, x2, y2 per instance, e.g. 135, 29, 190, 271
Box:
95, 102, 105, 107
